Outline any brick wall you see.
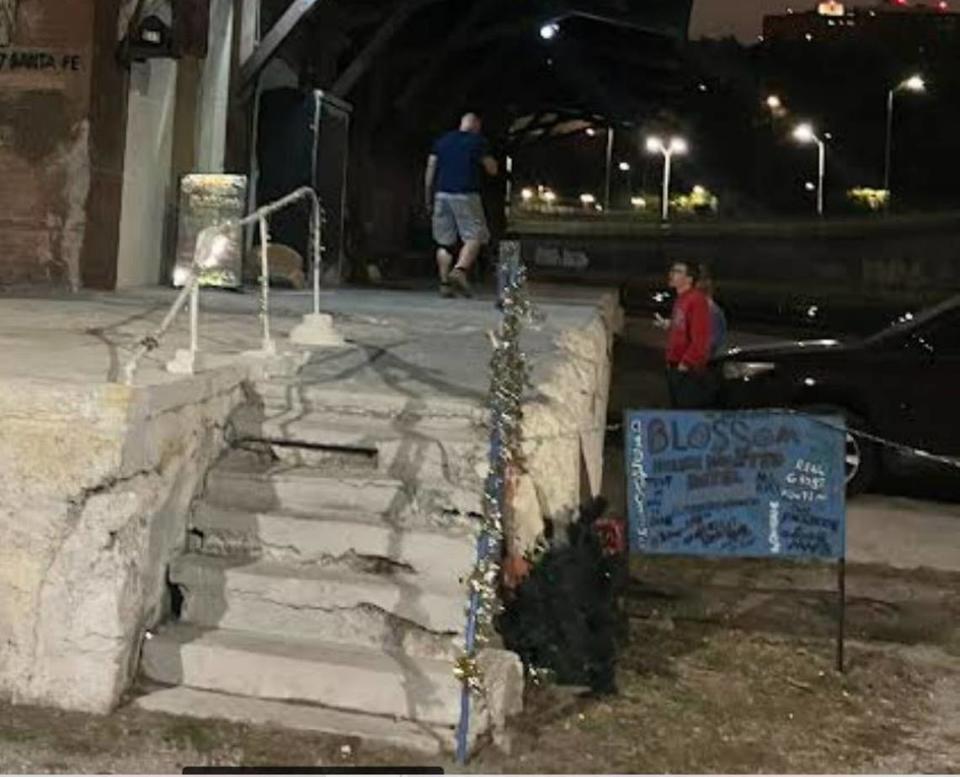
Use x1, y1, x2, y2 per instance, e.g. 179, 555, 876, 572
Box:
0, 0, 125, 289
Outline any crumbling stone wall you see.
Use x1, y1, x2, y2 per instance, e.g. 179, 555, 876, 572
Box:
0, 369, 247, 712
513, 292, 622, 555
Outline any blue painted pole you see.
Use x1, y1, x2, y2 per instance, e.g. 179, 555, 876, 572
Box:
455, 530, 491, 764
456, 252, 521, 764
456, 428, 503, 764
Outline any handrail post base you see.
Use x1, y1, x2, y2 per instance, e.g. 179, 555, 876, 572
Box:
289, 313, 346, 347
166, 348, 203, 375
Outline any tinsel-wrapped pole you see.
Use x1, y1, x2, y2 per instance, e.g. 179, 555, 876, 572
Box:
455, 246, 534, 764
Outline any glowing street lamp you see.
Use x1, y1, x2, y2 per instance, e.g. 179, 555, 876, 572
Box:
645, 136, 689, 221
903, 75, 926, 92
539, 22, 560, 40
618, 161, 631, 172
793, 123, 826, 216
884, 74, 926, 203
539, 9, 669, 41
765, 94, 788, 119
580, 193, 597, 208
793, 123, 816, 143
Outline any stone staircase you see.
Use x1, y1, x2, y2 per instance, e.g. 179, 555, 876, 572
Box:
135, 375, 524, 755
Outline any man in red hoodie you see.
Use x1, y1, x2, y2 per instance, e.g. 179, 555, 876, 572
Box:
664, 261, 715, 409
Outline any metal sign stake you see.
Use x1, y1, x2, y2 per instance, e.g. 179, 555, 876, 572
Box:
837, 556, 846, 673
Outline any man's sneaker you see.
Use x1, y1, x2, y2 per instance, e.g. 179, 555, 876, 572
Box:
449, 267, 473, 298
440, 282, 454, 298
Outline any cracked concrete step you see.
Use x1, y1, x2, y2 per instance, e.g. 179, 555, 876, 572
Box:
189, 503, 477, 583
230, 407, 487, 482
141, 624, 465, 726
171, 554, 468, 641
205, 450, 484, 526
250, 381, 488, 430
134, 687, 453, 755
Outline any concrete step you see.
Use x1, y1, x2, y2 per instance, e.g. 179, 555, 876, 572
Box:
204, 450, 483, 528
135, 687, 452, 755
189, 503, 477, 583
251, 381, 488, 430
170, 554, 468, 649
230, 406, 488, 483
141, 624, 465, 726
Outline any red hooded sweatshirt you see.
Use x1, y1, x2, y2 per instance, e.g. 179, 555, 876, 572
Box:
666, 288, 712, 370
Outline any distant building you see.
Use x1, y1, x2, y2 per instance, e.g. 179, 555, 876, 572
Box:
762, 1, 959, 51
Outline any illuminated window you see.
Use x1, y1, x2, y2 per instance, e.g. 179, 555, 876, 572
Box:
817, 1, 846, 15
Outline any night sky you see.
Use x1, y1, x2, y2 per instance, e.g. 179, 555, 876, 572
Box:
691, 0, 798, 41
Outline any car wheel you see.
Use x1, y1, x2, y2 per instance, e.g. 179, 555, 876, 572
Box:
802, 405, 879, 497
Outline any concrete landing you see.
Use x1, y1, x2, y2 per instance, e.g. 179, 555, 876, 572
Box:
0, 285, 618, 388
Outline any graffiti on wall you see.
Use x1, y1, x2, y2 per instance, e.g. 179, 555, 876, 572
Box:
0, 0, 82, 74
0, 51, 81, 71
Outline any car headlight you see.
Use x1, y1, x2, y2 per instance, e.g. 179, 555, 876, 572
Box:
722, 362, 776, 380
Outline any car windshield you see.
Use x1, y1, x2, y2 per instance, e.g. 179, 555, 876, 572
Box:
863, 294, 960, 346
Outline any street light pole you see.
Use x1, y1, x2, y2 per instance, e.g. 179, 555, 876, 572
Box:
646, 136, 688, 223
604, 127, 614, 211
538, 9, 681, 39
883, 88, 895, 196
883, 75, 925, 206
816, 137, 826, 218
793, 123, 826, 217
617, 161, 632, 209
661, 152, 672, 222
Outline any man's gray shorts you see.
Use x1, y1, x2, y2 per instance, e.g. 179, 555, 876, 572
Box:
432, 192, 490, 246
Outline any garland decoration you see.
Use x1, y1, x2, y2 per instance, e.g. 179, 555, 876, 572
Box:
454, 258, 539, 762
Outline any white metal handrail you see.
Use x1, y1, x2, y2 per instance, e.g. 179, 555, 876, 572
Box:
121, 186, 324, 385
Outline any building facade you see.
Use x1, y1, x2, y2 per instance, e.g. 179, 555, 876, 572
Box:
763, 1, 959, 50
0, 0, 237, 290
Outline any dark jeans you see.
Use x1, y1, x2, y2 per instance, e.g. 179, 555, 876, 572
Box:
666, 368, 718, 410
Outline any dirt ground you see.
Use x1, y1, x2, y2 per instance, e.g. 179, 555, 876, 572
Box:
2, 558, 960, 774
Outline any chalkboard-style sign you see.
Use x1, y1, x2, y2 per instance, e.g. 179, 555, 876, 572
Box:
625, 410, 846, 560
173, 174, 247, 289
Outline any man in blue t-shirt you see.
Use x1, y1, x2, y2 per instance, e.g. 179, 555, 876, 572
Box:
424, 113, 499, 297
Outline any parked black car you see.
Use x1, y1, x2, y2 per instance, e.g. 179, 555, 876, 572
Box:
717, 295, 960, 494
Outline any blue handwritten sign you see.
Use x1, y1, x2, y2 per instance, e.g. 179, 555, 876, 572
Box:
625, 410, 846, 560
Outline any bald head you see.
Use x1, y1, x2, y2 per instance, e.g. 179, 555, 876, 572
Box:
460, 113, 482, 133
